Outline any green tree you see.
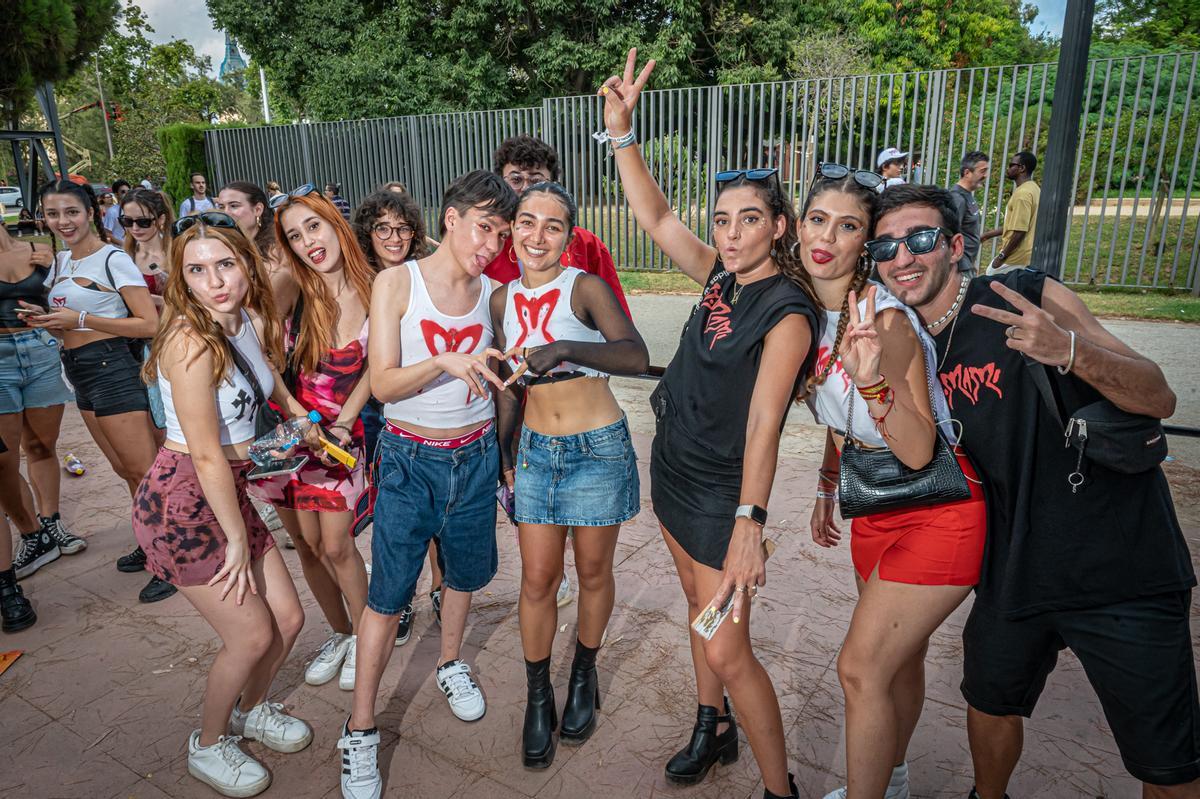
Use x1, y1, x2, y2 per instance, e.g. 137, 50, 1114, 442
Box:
0, 0, 119, 126
207, 0, 1044, 121
1096, 0, 1199, 50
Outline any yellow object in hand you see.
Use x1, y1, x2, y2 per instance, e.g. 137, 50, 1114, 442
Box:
319, 435, 357, 469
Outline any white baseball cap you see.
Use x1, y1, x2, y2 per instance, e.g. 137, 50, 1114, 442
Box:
877, 147, 910, 167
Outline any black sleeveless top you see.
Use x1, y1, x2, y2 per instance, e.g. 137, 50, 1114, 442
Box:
932, 270, 1194, 618
652, 262, 820, 463
0, 243, 50, 328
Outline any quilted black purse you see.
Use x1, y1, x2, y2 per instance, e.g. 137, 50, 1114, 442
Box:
837, 353, 971, 519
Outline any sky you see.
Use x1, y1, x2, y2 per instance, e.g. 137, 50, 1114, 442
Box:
146, 1, 1070, 78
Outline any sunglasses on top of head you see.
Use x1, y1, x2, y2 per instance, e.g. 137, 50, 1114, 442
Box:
864, 226, 953, 262
813, 163, 884, 190
119, 215, 157, 230
268, 183, 320, 209
171, 211, 240, 237
715, 167, 780, 186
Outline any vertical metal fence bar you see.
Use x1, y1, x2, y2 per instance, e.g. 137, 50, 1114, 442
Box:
983, 68, 1004, 260
1107, 57, 1145, 283
1131, 55, 1168, 285
1032, 65, 1049, 153
1160, 54, 1197, 286
1064, 59, 1098, 282
1079, 60, 1114, 281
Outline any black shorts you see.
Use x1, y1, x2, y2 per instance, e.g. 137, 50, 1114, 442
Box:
962, 590, 1200, 785
61, 338, 149, 417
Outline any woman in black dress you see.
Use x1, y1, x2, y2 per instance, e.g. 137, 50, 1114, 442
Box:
599, 50, 820, 799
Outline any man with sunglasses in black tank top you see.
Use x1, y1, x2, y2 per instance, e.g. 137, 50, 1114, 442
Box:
869, 184, 1197, 798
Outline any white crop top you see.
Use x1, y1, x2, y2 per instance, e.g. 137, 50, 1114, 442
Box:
502, 267, 607, 379
383, 260, 494, 429
45, 246, 146, 331
159, 311, 275, 446
806, 281, 956, 449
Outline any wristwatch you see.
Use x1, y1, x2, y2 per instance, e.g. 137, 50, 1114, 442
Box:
734, 504, 768, 526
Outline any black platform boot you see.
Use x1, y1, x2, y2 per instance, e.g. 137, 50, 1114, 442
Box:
764, 773, 798, 798
522, 657, 557, 769
0, 568, 36, 633
560, 639, 600, 744
664, 697, 739, 785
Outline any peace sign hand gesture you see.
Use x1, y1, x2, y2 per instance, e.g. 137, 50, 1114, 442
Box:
970, 281, 1073, 367
598, 48, 656, 137
838, 285, 883, 387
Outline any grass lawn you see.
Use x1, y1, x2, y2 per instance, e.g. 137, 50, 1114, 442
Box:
618, 271, 1200, 322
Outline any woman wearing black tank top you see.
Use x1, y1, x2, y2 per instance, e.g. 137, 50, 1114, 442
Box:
0, 223, 84, 590
599, 50, 819, 799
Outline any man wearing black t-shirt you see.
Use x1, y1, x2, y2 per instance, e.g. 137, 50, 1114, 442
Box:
869, 184, 1198, 797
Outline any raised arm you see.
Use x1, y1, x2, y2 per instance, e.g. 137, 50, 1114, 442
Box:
599, 49, 716, 285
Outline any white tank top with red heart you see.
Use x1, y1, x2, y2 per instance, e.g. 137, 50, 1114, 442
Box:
383, 260, 495, 428
501, 267, 607, 379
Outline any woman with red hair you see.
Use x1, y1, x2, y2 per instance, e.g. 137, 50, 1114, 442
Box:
251, 186, 374, 692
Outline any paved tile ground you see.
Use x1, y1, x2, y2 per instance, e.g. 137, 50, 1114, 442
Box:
5, 295, 1200, 799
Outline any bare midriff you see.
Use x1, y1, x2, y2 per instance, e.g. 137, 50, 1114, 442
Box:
523, 376, 622, 436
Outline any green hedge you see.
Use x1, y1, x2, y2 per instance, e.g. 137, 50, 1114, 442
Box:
156, 123, 209, 210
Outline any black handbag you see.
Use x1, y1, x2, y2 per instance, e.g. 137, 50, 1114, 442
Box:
838, 352, 971, 519
226, 340, 286, 440
1025, 358, 1166, 492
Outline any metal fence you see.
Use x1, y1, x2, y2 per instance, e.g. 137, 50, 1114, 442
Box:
206, 50, 1200, 291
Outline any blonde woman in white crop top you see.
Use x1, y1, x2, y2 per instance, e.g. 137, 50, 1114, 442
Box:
490, 182, 649, 769
133, 216, 317, 797
24, 180, 166, 601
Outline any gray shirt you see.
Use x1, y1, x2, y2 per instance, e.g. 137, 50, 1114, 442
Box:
948, 184, 981, 272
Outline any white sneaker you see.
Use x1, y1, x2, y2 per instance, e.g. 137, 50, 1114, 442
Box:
305, 632, 352, 686
187, 731, 271, 798
338, 721, 382, 799
823, 762, 910, 799
339, 635, 358, 691
556, 572, 574, 607
231, 701, 313, 753
435, 659, 485, 721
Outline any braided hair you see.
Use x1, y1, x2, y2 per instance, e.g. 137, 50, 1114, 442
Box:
799, 173, 879, 396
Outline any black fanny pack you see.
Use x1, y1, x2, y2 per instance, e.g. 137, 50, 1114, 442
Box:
1026, 359, 1167, 492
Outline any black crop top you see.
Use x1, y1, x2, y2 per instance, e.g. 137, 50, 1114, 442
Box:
0, 244, 50, 328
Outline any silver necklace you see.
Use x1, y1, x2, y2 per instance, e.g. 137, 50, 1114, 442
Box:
925, 273, 970, 332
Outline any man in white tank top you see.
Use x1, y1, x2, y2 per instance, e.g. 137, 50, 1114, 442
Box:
338, 171, 518, 799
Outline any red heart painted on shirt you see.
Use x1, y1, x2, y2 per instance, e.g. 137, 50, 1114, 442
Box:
420, 320, 483, 357
512, 289, 560, 350
52, 296, 67, 307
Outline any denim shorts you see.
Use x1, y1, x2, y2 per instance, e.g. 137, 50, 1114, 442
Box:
367, 426, 499, 615
60, 337, 149, 417
515, 416, 640, 527
0, 329, 72, 414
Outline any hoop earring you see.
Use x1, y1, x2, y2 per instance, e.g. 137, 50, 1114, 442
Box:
789, 241, 800, 258
507, 247, 518, 265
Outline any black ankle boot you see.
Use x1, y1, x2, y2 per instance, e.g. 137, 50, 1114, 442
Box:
664, 697, 738, 785
523, 657, 557, 769
764, 773, 798, 799
560, 640, 600, 744
0, 567, 36, 633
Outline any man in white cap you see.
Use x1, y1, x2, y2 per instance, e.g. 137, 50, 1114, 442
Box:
877, 147, 909, 189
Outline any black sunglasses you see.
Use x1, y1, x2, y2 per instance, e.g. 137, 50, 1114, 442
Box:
119, 215, 156, 230
813, 163, 884, 190
864, 227, 953, 262
715, 167, 779, 185
172, 211, 240, 237
268, 183, 320, 209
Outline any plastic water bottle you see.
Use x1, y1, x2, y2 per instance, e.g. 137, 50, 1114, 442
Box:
249, 410, 322, 467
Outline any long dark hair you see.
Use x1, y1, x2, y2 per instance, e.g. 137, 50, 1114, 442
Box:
799, 173, 879, 394
714, 175, 815, 303
352, 189, 429, 269
40, 179, 109, 244
221, 181, 276, 258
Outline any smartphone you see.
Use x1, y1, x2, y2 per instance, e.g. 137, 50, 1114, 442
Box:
247, 455, 308, 480
495, 484, 516, 525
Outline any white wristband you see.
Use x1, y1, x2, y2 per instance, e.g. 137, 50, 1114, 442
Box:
77, 310, 88, 330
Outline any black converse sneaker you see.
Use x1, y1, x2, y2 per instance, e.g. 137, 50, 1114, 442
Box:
41, 513, 86, 555
395, 604, 413, 646
116, 545, 147, 573
14, 528, 60, 580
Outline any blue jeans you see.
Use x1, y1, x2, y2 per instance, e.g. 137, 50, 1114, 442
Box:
0, 329, 72, 414
367, 427, 499, 615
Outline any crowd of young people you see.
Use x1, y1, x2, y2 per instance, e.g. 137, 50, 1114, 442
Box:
1, 46, 1195, 799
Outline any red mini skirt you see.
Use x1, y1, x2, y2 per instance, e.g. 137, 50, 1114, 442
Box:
850, 451, 986, 586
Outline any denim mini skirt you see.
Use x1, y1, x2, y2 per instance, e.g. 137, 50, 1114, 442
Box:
514, 416, 640, 527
